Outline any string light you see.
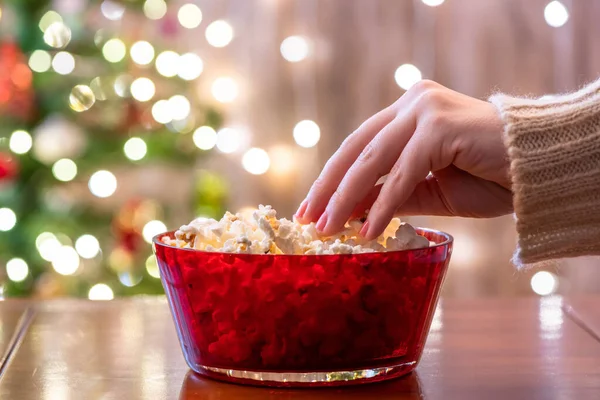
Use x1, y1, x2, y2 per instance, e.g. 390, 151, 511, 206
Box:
101, 0, 125, 21
75, 234, 101, 259
51, 245, 80, 275
102, 38, 126, 63
51, 51, 75, 75
177, 53, 203, 81
280, 36, 310, 62
242, 148, 270, 175
193, 126, 217, 150
130, 77, 155, 102
43, 22, 71, 48
167, 95, 191, 120
88, 283, 114, 300
9, 130, 33, 154
52, 158, 78, 182
142, 220, 167, 243
6, 258, 28, 282
123, 137, 148, 161
36, 233, 62, 261
130, 41, 155, 65
394, 64, 422, 90
143, 0, 167, 20
145, 255, 160, 278
421, 0, 445, 6
39, 10, 62, 32
205, 20, 234, 48
216, 128, 242, 154
0, 208, 17, 231
531, 271, 558, 296
155, 51, 179, 77
88, 170, 117, 198
211, 77, 238, 103
69, 85, 96, 112
28, 50, 52, 73
293, 120, 320, 148
544, 1, 569, 27
151, 100, 172, 124
178, 3, 202, 29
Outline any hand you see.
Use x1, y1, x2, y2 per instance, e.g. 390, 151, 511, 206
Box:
295, 80, 513, 240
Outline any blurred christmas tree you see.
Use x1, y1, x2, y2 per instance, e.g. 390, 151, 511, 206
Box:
0, 0, 227, 299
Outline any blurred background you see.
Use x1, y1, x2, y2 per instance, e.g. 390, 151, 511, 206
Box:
0, 0, 599, 300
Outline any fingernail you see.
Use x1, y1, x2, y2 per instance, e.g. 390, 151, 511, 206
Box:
316, 212, 329, 232
359, 220, 370, 238
295, 199, 308, 219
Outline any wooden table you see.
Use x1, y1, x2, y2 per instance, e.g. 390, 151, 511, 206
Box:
0, 297, 599, 399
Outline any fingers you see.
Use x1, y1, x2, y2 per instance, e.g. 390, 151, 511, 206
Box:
296, 106, 396, 223
318, 116, 416, 235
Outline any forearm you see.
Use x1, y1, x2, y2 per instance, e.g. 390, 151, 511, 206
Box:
490, 79, 600, 265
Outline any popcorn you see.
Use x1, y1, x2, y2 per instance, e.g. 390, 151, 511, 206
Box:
162, 205, 431, 255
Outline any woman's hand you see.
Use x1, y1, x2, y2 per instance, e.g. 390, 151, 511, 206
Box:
295, 80, 513, 240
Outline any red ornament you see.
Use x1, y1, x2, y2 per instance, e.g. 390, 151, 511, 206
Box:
0, 152, 19, 181
0, 41, 35, 122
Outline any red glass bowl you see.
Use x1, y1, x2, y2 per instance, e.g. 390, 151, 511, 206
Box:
153, 228, 452, 387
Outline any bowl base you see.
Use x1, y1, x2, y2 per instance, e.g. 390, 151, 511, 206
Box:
190, 361, 417, 387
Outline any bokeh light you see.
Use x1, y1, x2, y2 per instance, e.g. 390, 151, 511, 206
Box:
39, 10, 63, 32
119, 272, 143, 287
52, 246, 80, 275
143, 0, 167, 20
280, 36, 310, 62
178, 3, 202, 29
69, 85, 96, 112
123, 137, 148, 161
205, 20, 234, 47
28, 50, 52, 73
52, 158, 78, 182
6, 258, 28, 282
9, 130, 33, 154
268, 145, 296, 176
102, 38, 127, 63
36, 232, 61, 261
152, 100, 172, 124
142, 220, 167, 243
113, 74, 133, 98
216, 128, 242, 154
193, 126, 217, 150
394, 63, 422, 90
211, 77, 238, 103
101, 0, 125, 21
177, 53, 203, 81
242, 148, 270, 175
155, 51, 179, 77
293, 120, 320, 148
130, 77, 155, 102
421, 0, 445, 6
544, 1, 569, 27
531, 271, 558, 296
130, 41, 155, 65
88, 283, 114, 300
0, 208, 17, 231
75, 234, 101, 259
167, 95, 191, 120
51, 51, 75, 75
145, 255, 161, 278
43, 22, 71, 48
88, 170, 117, 198
90, 77, 109, 101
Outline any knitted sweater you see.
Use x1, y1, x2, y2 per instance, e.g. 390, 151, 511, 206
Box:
490, 79, 600, 266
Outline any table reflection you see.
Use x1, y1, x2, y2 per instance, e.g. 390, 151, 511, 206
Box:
179, 371, 424, 400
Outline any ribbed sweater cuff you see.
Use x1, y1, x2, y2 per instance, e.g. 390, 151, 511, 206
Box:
489, 79, 600, 266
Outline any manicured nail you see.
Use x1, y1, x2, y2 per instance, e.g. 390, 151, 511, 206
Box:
316, 212, 329, 232
359, 220, 370, 238
295, 199, 308, 219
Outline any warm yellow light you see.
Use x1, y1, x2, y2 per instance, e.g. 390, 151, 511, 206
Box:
145, 255, 161, 278
52, 245, 80, 275
6, 258, 28, 282
39, 10, 63, 32
123, 137, 148, 161
177, 53, 203, 81
130, 77, 155, 102
101, 0, 125, 21
88, 283, 114, 300
143, 0, 167, 20
88, 170, 117, 198
90, 77, 109, 101
167, 95, 191, 120
102, 38, 126, 63
242, 148, 270, 175
193, 126, 217, 150
9, 130, 32, 154
52, 158, 77, 182
216, 128, 242, 154
75, 234, 101, 259
155, 51, 179, 77
69, 85, 96, 112
130, 41, 155, 65
268, 145, 296, 176
280, 36, 310, 62
28, 50, 52, 73
394, 64, 422, 90
178, 3, 202, 29
151, 100, 172, 124
0, 208, 17, 231
142, 220, 167, 243
43, 22, 71, 48
205, 20, 234, 48
36, 232, 61, 261
52, 51, 75, 75
293, 120, 320, 148
211, 77, 238, 103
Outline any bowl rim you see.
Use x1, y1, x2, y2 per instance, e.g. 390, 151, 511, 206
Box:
152, 227, 453, 258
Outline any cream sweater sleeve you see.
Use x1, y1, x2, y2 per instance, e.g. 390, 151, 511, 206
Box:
489, 79, 600, 265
